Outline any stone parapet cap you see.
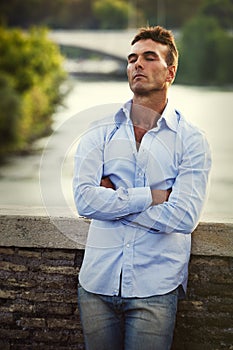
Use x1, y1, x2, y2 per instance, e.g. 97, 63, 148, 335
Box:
0, 207, 232, 257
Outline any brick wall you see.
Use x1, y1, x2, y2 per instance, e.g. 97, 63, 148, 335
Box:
0, 246, 84, 350
172, 255, 233, 350
0, 211, 232, 349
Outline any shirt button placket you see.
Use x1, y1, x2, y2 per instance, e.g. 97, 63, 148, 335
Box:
122, 235, 134, 296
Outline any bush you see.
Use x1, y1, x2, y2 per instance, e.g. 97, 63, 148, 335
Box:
0, 74, 21, 155
178, 16, 233, 86
93, 0, 135, 29
200, 0, 233, 30
0, 26, 66, 155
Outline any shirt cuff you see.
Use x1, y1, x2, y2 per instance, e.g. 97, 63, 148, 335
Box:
127, 186, 152, 213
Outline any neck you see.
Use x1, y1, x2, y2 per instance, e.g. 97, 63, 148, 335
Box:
131, 92, 167, 130
133, 89, 167, 114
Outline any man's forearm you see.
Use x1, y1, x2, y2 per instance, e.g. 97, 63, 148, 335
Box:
151, 188, 172, 205
100, 177, 171, 205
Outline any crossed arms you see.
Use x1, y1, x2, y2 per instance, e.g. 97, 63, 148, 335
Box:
101, 176, 171, 205
73, 122, 211, 234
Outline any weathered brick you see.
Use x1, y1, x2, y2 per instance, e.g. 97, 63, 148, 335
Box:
20, 290, 77, 303
172, 341, 214, 350
47, 318, 79, 329
17, 317, 46, 328
0, 340, 10, 350
0, 276, 37, 288
0, 261, 27, 272
39, 265, 77, 275
9, 302, 35, 313
34, 302, 74, 316
17, 249, 42, 259
0, 312, 14, 324
190, 256, 230, 267
42, 250, 75, 261
0, 328, 30, 339
0, 289, 18, 299
207, 299, 233, 313
0, 247, 14, 255
189, 283, 232, 297
178, 300, 205, 312
10, 346, 83, 350
33, 329, 69, 343
33, 274, 77, 290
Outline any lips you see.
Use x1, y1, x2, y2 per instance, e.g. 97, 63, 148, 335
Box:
133, 72, 146, 80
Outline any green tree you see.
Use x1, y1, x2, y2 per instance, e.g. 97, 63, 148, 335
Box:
199, 0, 233, 30
178, 15, 233, 85
0, 0, 97, 29
0, 27, 66, 155
0, 74, 21, 155
93, 0, 138, 29
136, 0, 203, 28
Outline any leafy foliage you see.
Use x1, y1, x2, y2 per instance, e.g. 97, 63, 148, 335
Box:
0, 0, 232, 31
0, 0, 212, 30
93, 0, 134, 29
199, 0, 233, 29
92, 0, 145, 29
0, 74, 21, 153
0, 27, 66, 156
177, 15, 233, 86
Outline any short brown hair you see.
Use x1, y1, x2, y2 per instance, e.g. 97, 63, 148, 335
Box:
131, 26, 178, 68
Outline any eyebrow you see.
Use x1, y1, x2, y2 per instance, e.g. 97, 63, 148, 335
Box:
127, 51, 159, 61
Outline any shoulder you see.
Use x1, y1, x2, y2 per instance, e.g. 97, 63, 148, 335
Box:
80, 104, 123, 143
89, 114, 116, 131
175, 110, 211, 158
176, 109, 208, 141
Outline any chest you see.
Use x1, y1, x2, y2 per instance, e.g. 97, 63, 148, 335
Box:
103, 126, 180, 186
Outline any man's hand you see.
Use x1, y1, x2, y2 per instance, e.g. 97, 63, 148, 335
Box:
151, 188, 172, 205
100, 176, 115, 190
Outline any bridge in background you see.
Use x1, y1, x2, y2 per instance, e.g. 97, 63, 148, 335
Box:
49, 30, 137, 62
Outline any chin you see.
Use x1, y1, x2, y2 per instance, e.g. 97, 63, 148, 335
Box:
130, 84, 148, 95
134, 89, 150, 96
130, 82, 163, 95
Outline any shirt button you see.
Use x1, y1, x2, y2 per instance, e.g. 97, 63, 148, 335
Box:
126, 244, 130, 248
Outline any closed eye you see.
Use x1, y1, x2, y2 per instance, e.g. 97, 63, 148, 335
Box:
144, 52, 159, 61
127, 54, 137, 63
127, 51, 160, 63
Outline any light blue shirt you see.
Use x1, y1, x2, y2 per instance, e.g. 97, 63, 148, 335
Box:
73, 100, 211, 298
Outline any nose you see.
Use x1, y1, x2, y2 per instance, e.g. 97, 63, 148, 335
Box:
135, 56, 144, 69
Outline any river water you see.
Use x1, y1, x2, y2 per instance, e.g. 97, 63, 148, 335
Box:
0, 77, 232, 222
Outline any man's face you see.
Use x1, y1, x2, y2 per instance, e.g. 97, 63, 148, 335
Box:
127, 39, 175, 95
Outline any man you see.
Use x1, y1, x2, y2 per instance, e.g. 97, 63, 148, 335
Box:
73, 26, 211, 350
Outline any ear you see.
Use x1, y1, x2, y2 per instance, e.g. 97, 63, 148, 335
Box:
166, 65, 176, 84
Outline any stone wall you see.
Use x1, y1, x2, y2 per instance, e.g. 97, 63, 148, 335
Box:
0, 246, 83, 350
0, 209, 232, 349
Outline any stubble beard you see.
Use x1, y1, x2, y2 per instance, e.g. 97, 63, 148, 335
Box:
129, 81, 163, 97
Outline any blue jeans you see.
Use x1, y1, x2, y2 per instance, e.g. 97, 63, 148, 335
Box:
78, 286, 178, 350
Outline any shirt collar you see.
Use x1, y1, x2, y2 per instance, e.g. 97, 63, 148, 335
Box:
114, 99, 179, 133
160, 100, 179, 132
114, 100, 131, 126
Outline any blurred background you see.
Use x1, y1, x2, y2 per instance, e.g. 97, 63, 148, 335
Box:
0, 0, 232, 221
